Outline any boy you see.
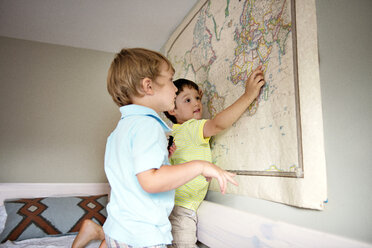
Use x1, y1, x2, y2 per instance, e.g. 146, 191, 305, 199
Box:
164, 67, 265, 247
71, 140, 176, 248
77, 48, 237, 248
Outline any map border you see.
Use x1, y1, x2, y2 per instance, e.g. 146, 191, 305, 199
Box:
162, 0, 327, 209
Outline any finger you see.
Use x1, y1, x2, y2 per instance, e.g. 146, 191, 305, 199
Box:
226, 175, 239, 186
227, 172, 236, 177
224, 171, 238, 186
217, 176, 224, 194
218, 174, 226, 194
255, 75, 265, 84
222, 173, 228, 194
255, 65, 262, 71
251, 68, 264, 79
257, 77, 265, 86
254, 74, 263, 82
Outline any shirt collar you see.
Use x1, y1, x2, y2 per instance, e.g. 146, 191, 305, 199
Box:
120, 104, 172, 132
172, 119, 194, 130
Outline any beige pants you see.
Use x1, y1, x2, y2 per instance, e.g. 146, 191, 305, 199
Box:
168, 206, 198, 248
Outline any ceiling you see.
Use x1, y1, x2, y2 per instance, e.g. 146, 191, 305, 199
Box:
0, 0, 199, 53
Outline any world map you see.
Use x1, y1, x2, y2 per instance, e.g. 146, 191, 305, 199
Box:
164, 0, 303, 178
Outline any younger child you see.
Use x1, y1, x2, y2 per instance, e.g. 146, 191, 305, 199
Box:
164, 67, 265, 247
74, 47, 238, 248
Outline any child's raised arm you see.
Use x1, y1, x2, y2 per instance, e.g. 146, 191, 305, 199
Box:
136, 161, 237, 194
203, 66, 265, 138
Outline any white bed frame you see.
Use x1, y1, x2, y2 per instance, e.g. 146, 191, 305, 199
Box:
1, 183, 371, 248
0, 183, 110, 204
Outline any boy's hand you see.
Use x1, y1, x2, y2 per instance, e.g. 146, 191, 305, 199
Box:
168, 143, 176, 158
201, 161, 238, 194
203, 65, 265, 138
244, 65, 265, 99
167, 135, 176, 158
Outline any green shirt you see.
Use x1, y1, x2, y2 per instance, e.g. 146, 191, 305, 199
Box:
170, 119, 211, 211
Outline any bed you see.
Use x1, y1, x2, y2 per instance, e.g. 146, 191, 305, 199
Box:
1, 183, 370, 248
0, 183, 110, 248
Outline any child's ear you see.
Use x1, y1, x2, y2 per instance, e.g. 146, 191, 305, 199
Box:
199, 89, 204, 98
168, 109, 176, 116
141, 78, 154, 95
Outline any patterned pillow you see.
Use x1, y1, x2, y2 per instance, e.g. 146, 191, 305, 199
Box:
0, 194, 108, 243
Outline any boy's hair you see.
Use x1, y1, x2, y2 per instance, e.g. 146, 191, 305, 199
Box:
164, 78, 200, 124
107, 48, 175, 107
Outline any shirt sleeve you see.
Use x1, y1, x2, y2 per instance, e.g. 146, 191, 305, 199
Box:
131, 117, 167, 174
186, 119, 210, 145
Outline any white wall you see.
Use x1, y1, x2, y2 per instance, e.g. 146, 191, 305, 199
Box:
0, 37, 118, 183
205, 0, 372, 244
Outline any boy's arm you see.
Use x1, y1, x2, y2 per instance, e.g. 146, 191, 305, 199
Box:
203, 66, 265, 138
136, 160, 237, 194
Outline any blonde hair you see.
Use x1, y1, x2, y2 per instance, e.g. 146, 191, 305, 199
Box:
107, 48, 174, 107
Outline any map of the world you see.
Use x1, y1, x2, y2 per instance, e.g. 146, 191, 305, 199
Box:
163, 0, 327, 209
165, 0, 303, 178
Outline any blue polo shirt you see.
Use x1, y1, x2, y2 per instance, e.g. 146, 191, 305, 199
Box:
103, 104, 174, 246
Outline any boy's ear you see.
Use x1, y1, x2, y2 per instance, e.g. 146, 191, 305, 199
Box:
141, 78, 154, 95
199, 89, 204, 98
167, 109, 176, 116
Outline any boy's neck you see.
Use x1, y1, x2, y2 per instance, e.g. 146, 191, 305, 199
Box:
131, 97, 160, 113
